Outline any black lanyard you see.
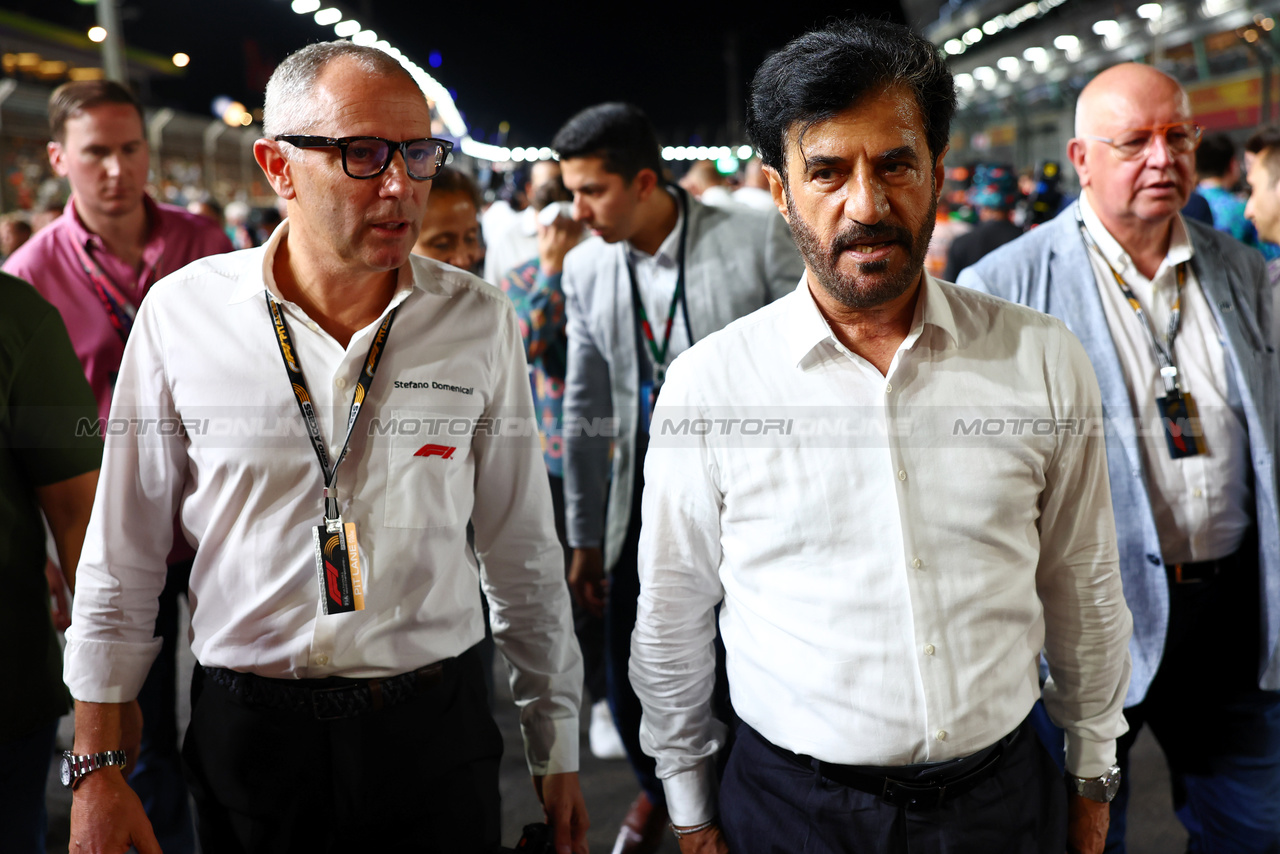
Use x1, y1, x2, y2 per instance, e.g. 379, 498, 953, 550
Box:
1076, 210, 1186, 394
627, 187, 692, 381
266, 294, 397, 521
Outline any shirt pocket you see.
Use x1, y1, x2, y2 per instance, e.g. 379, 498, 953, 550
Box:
382, 407, 472, 528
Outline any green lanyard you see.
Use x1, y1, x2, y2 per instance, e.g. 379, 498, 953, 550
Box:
626, 188, 691, 381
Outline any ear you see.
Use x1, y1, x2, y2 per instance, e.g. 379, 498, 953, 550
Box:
933, 145, 949, 197
254, 138, 297, 201
763, 164, 789, 222
1067, 138, 1090, 189
47, 140, 68, 178
632, 167, 660, 202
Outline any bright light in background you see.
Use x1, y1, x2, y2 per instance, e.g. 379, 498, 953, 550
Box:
291, 0, 320, 12
88, 26, 107, 43
172, 52, 190, 68
962, 27, 983, 44
1054, 34, 1079, 50
1093, 19, 1122, 36
997, 56, 1022, 80
314, 7, 342, 26
333, 19, 360, 37
429, 51, 443, 68
353, 30, 377, 46
1137, 3, 1163, 18
737, 144, 753, 159
945, 38, 965, 55
982, 18, 1004, 34
1022, 46, 1050, 72
954, 73, 975, 90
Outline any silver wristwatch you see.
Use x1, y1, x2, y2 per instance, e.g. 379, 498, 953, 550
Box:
59, 750, 127, 790
1067, 765, 1122, 802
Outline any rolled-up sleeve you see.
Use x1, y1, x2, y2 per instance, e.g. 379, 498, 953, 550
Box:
1036, 326, 1133, 777
630, 355, 728, 826
63, 296, 185, 702
472, 300, 583, 775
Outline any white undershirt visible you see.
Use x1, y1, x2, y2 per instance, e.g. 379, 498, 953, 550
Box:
626, 193, 690, 366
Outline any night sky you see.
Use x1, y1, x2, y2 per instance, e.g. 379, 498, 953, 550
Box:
14, 0, 906, 146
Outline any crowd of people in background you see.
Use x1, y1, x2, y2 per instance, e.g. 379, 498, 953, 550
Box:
4, 15, 1280, 854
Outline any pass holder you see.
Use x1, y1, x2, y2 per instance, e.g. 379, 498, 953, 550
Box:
1155, 367, 1203, 460
312, 488, 366, 614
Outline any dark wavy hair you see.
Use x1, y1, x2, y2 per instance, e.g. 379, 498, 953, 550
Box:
746, 18, 956, 178
551, 102, 663, 182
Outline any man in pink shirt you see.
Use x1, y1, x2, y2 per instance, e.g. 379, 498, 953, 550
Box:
3, 79, 230, 854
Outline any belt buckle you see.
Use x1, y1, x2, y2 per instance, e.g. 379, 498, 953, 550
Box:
310, 685, 356, 720
880, 777, 945, 810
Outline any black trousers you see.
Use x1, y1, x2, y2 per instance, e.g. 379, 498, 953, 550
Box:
181, 645, 503, 854
721, 719, 1066, 854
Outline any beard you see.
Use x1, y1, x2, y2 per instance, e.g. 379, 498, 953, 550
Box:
784, 183, 937, 310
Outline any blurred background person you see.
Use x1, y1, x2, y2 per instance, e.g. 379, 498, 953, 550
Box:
733, 157, 777, 211
1245, 124, 1280, 349
1196, 132, 1264, 247
223, 200, 256, 249
185, 196, 223, 228
0, 213, 33, 261
943, 163, 1023, 281
484, 159, 563, 284
412, 165, 484, 275
679, 160, 733, 207
925, 198, 972, 278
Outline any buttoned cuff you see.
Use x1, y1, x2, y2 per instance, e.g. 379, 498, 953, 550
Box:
523, 715, 580, 776
661, 759, 719, 827
1065, 734, 1117, 779
63, 637, 163, 703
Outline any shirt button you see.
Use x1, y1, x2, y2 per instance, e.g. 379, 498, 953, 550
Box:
1192, 488, 1203, 498
898, 470, 907, 482
885, 382, 893, 394
924, 644, 935, 656
315, 654, 329, 666
936, 730, 947, 742
306, 321, 319, 332
912, 558, 923, 569
335, 377, 347, 389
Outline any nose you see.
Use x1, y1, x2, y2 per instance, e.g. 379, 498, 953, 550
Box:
1144, 131, 1175, 167
1245, 193, 1257, 223
844, 168, 889, 224
103, 153, 122, 178
379, 149, 412, 197
571, 194, 591, 224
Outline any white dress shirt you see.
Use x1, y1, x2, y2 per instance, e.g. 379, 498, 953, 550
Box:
631, 273, 1133, 825
64, 222, 583, 775
626, 193, 691, 363
1079, 194, 1252, 564
483, 205, 539, 285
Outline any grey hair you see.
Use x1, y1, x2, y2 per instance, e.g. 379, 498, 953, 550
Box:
262, 41, 420, 138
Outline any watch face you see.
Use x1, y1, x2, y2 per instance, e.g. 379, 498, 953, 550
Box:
59, 754, 73, 787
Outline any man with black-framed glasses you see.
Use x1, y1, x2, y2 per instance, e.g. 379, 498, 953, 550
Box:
961, 62, 1280, 852
63, 40, 588, 854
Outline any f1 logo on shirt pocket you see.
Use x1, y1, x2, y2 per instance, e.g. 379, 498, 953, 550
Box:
384, 410, 468, 528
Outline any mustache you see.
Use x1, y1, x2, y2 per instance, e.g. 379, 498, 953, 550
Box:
830, 222, 914, 255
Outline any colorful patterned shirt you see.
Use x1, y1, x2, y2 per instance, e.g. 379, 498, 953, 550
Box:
499, 258, 567, 477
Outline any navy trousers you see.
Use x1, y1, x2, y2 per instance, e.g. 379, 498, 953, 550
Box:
721, 719, 1066, 854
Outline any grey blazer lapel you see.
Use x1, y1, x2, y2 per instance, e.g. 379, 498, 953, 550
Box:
1044, 215, 1143, 474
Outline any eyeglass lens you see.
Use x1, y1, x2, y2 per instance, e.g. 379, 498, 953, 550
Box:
344, 139, 445, 179
1111, 124, 1199, 159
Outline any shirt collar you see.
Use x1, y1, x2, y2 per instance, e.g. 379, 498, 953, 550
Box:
229, 219, 419, 308
65, 193, 167, 262
780, 270, 958, 368
1078, 192, 1193, 281
625, 188, 683, 266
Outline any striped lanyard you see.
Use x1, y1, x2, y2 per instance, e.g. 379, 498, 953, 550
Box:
626, 188, 691, 384
71, 239, 153, 343
1076, 211, 1186, 395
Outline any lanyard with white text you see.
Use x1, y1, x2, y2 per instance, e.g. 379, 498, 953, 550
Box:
266, 293, 397, 521
1076, 211, 1186, 395
71, 240, 153, 343
626, 186, 692, 386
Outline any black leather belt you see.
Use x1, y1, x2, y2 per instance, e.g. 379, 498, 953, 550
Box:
202, 659, 451, 720
1168, 557, 1226, 584
760, 724, 1017, 810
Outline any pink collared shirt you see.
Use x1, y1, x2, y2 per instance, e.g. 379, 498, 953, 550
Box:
3, 195, 232, 419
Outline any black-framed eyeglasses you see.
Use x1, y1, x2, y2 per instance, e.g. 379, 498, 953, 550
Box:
274, 135, 454, 180
1082, 122, 1203, 161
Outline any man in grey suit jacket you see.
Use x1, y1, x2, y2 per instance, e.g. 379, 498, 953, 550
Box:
553, 102, 803, 852
959, 63, 1280, 852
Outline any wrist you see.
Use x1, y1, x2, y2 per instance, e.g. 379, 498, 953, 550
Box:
670, 819, 717, 839
1066, 765, 1122, 803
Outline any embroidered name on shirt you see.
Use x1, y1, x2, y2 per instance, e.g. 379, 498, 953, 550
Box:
393, 380, 474, 394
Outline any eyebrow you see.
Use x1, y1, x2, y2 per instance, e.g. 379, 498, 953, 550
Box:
802, 145, 920, 172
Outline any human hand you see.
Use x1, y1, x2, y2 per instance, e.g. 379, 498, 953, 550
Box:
69, 767, 161, 854
47, 559, 71, 631
533, 771, 590, 854
676, 824, 730, 854
568, 548, 606, 617
1066, 792, 1110, 854
537, 217, 584, 275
